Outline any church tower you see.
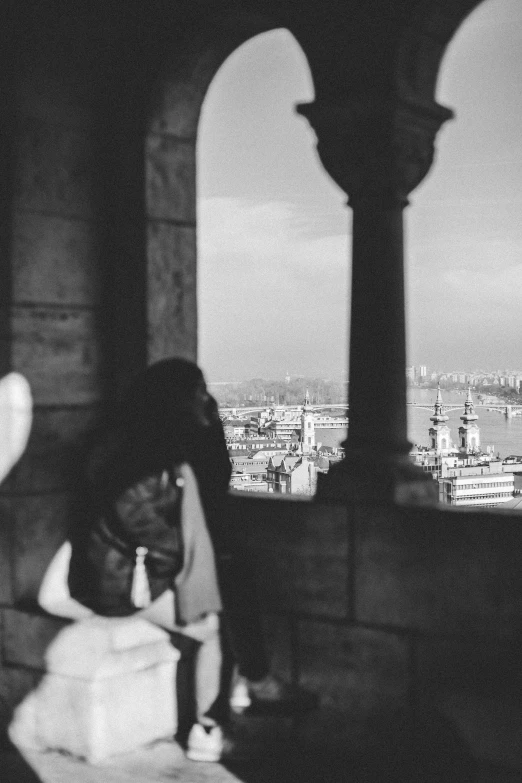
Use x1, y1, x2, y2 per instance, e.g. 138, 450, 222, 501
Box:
429, 386, 452, 453
458, 387, 480, 453
300, 389, 315, 454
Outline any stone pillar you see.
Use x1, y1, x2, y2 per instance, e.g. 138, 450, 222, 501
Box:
146, 96, 198, 366
298, 95, 452, 504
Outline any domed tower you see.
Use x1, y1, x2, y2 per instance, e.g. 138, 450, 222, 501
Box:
459, 387, 480, 453
300, 389, 315, 454
429, 386, 452, 453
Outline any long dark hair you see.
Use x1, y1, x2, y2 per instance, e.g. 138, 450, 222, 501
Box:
85, 359, 231, 526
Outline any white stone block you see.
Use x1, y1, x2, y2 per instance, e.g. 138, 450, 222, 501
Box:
8, 616, 180, 764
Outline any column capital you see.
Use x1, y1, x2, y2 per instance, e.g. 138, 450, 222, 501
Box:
297, 93, 453, 208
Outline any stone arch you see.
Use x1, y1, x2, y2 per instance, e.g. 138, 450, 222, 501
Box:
395, 0, 487, 102
144, 13, 314, 367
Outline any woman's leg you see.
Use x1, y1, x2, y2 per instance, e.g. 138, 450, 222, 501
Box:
189, 613, 222, 724
139, 592, 222, 725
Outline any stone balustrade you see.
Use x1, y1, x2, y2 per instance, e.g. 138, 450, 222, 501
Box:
6, 614, 179, 764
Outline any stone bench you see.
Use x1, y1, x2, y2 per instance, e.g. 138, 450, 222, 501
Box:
8, 615, 180, 764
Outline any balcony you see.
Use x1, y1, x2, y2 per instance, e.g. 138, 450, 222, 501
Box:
1, 1, 522, 780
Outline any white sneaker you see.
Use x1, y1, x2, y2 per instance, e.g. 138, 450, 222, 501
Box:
229, 675, 252, 711
186, 723, 224, 762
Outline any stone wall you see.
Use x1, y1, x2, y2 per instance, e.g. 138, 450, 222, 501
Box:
0, 4, 518, 780
228, 493, 522, 776
0, 35, 105, 608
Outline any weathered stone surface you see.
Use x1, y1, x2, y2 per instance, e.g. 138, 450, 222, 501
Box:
147, 222, 197, 363
297, 620, 410, 721
148, 79, 203, 139
145, 135, 195, 222
15, 49, 96, 130
8, 617, 179, 763
0, 405, 98, 494
355, 505, 522, 634
5, 305, 101, 405
0, 666, 40, 725
14, 118, 97, 219
260, 612, 293, 681
12, 212, 101, 305
3, 609, 71, 670
254, 547, 348, 619
11, 492, 73, 604
415, 632, 522, 769
476, 762, 522, 782
41, 616, 178, 677
229, 497, 349, 619
431, 691, 522, 771
0, 508, 12, 604
415, 632, 522, 699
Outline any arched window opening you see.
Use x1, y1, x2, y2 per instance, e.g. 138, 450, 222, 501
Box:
406, 0, 522, 507
196, 29, 349, 493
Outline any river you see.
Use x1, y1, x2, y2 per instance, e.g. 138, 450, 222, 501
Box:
408, 388, 522, 458
315, 389, 522, 457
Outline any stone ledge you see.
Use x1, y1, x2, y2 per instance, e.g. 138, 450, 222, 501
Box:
355, 505, 522, 634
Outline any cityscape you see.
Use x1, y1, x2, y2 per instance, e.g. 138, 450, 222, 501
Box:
216, 368, 522, 506
209, 365, 522, 408
406, 365, 522, 397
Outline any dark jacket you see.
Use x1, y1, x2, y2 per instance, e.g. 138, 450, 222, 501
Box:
68, 359, 232, 616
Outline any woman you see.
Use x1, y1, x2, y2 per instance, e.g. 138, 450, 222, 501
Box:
39, 359, 229, 761
39, 359, 315, 762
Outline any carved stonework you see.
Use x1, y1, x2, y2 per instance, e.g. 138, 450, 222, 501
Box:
297, 94, 453, 207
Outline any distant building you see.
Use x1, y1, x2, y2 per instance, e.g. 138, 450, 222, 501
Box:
262, 401, 347, 443
458, 388, 480, 453
300, 390, 315, 454
266, 456, 317, 495
226, 437, 286, 453
440, 462, 514, 508
264, 418, 301, 441
229, 457, 270, 474
230, 474, 269, 493
428, 386, 452, 454
222, 418, 251, 439
411, 387, 515, 507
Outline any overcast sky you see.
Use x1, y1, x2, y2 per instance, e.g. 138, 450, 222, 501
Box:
197, 0, 522, 382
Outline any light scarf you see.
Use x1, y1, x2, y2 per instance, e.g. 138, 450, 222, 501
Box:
174, 462, 222, 625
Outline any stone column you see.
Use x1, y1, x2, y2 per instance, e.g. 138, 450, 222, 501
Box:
298, 95, 452, 504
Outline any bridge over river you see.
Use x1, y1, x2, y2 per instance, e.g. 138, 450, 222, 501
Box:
407, 401, 522, 418
220, 403, 348, 416
221, 402, 522, 419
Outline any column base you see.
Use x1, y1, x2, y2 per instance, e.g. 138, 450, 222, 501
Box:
316, 451, 439, 506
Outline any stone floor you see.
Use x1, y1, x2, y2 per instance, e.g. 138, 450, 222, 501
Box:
1, 710, 353, 783
1, 735, 354, 783
4, 739, 522, 783
3, 713, 522, 783
4, 741, 244, 783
